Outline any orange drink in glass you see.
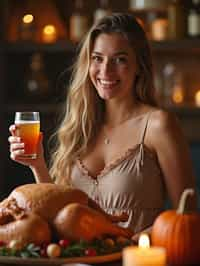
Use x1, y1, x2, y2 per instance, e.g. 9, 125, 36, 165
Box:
14, 112, 40, 159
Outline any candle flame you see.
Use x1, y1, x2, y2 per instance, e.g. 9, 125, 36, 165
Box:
22, 14, 34, 24
138, 233, 150, 248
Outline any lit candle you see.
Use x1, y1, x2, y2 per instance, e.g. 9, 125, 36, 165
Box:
172, 85, 184, 104
19, 13, 35, 41
42, 24, 57, 43
123, 233, 166, 266
151, 18, 168, 41
195, 90, 200, 107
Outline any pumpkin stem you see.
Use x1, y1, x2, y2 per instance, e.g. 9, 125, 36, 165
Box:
177, 188, 194, 214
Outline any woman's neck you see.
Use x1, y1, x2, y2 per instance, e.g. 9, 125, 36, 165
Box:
104, 99, 143, 127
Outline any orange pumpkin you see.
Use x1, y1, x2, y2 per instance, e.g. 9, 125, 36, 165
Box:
151, 188, 200, 265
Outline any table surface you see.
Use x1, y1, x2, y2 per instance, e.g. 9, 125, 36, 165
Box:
0, 261, 199, 266
0, 261, 122, 266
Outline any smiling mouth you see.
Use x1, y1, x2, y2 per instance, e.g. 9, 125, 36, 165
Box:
97, 79, 119, 87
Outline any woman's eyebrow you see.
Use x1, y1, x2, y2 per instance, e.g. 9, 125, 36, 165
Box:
91, 51, 129, 56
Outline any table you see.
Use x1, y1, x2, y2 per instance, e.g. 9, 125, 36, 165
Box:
0, 260, 122, 266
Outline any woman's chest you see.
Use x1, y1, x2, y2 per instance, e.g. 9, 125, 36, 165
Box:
71, 152, 164, 208
81, 125, 142, 178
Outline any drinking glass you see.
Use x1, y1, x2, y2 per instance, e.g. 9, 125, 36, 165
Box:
14, 112, 40, 159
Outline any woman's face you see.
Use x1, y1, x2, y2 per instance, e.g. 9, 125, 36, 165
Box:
89, 32, 138, 101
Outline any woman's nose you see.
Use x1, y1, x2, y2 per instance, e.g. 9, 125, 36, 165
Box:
101, 59, 114, 74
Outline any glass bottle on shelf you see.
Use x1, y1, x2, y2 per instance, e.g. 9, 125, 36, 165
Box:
24, 53, 50, 101
69, 0, 89, 43
162, 62, 185, 106
187, 0, 200, 38
167, 0, 186, 39
93, 0, 111, 24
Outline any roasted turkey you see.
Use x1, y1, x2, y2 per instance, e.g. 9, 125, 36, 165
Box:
0, 183, 133, 246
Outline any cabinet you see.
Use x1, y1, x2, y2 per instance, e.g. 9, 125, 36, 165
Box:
0, 0, 200, 200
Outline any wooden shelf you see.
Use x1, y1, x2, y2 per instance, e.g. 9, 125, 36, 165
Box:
128, 7, 167, 15
151, 39, 200, 53
0, 41, 76, 53
166, 105, 200, 116
1, 39, 200, 54
2, 103, 65, 114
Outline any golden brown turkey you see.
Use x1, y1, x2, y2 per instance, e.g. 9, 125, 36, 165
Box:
0, 183, 133, 246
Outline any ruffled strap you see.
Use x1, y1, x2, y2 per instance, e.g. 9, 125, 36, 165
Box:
135, 143, 144, 176
135, 112, 152, 175
140, 111, 152, 145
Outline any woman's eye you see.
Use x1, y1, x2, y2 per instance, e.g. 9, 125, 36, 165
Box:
114, 57, 127, 64
91, 56, 102, 63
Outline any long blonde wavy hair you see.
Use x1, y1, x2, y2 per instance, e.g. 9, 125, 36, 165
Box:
50, 13, 157, 184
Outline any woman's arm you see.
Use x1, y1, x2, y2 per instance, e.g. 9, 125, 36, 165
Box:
29, 160, 53, 183
131, 111, 197, 243
9, 126, 53, 183
149, 110, 197, 210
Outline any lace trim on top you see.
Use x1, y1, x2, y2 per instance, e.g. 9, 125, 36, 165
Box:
76, 143, 156, 180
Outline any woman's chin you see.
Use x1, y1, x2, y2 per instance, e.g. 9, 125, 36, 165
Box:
99, 92, 116, 100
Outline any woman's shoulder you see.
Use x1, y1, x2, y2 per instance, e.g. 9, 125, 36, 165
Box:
148, 107, 179, 130
146, 107, 182, 142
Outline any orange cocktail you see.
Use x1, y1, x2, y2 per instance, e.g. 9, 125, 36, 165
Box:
15, 112, 40, 159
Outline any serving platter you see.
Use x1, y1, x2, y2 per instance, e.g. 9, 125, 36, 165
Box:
0, 251, 121, 265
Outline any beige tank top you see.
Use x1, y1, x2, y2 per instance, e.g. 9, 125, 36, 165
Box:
70, 112, 166, 234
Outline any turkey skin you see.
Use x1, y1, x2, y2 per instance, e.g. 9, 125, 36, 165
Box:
0, 183, 133, 246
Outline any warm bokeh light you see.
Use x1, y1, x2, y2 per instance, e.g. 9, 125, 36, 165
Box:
195, 90, 200, 106
138, 233, 150, 248
22, 14, 34, 24
43, 25, 56, 35
172, 87, 184, 104
42, 24, 57, 43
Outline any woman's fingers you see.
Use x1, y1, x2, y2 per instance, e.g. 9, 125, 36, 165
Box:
10, 142, 24, 152
9, 124, 17, 136
8, 135, 21, 144
10, 149, 25, 160
8, 131, 25, 161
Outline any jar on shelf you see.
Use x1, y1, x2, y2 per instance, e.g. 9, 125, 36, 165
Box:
187, 0, 200, 38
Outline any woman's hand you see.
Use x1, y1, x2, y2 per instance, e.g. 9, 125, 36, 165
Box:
8, 124, 45, 169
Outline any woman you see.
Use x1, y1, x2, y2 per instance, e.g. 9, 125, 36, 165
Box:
9, 13, 196, 237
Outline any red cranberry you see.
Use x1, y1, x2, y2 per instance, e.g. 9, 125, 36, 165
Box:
58, 239, 70, 248
0, 241, 6, 247
40, 248, 48, 257
85, 248, 97, 256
